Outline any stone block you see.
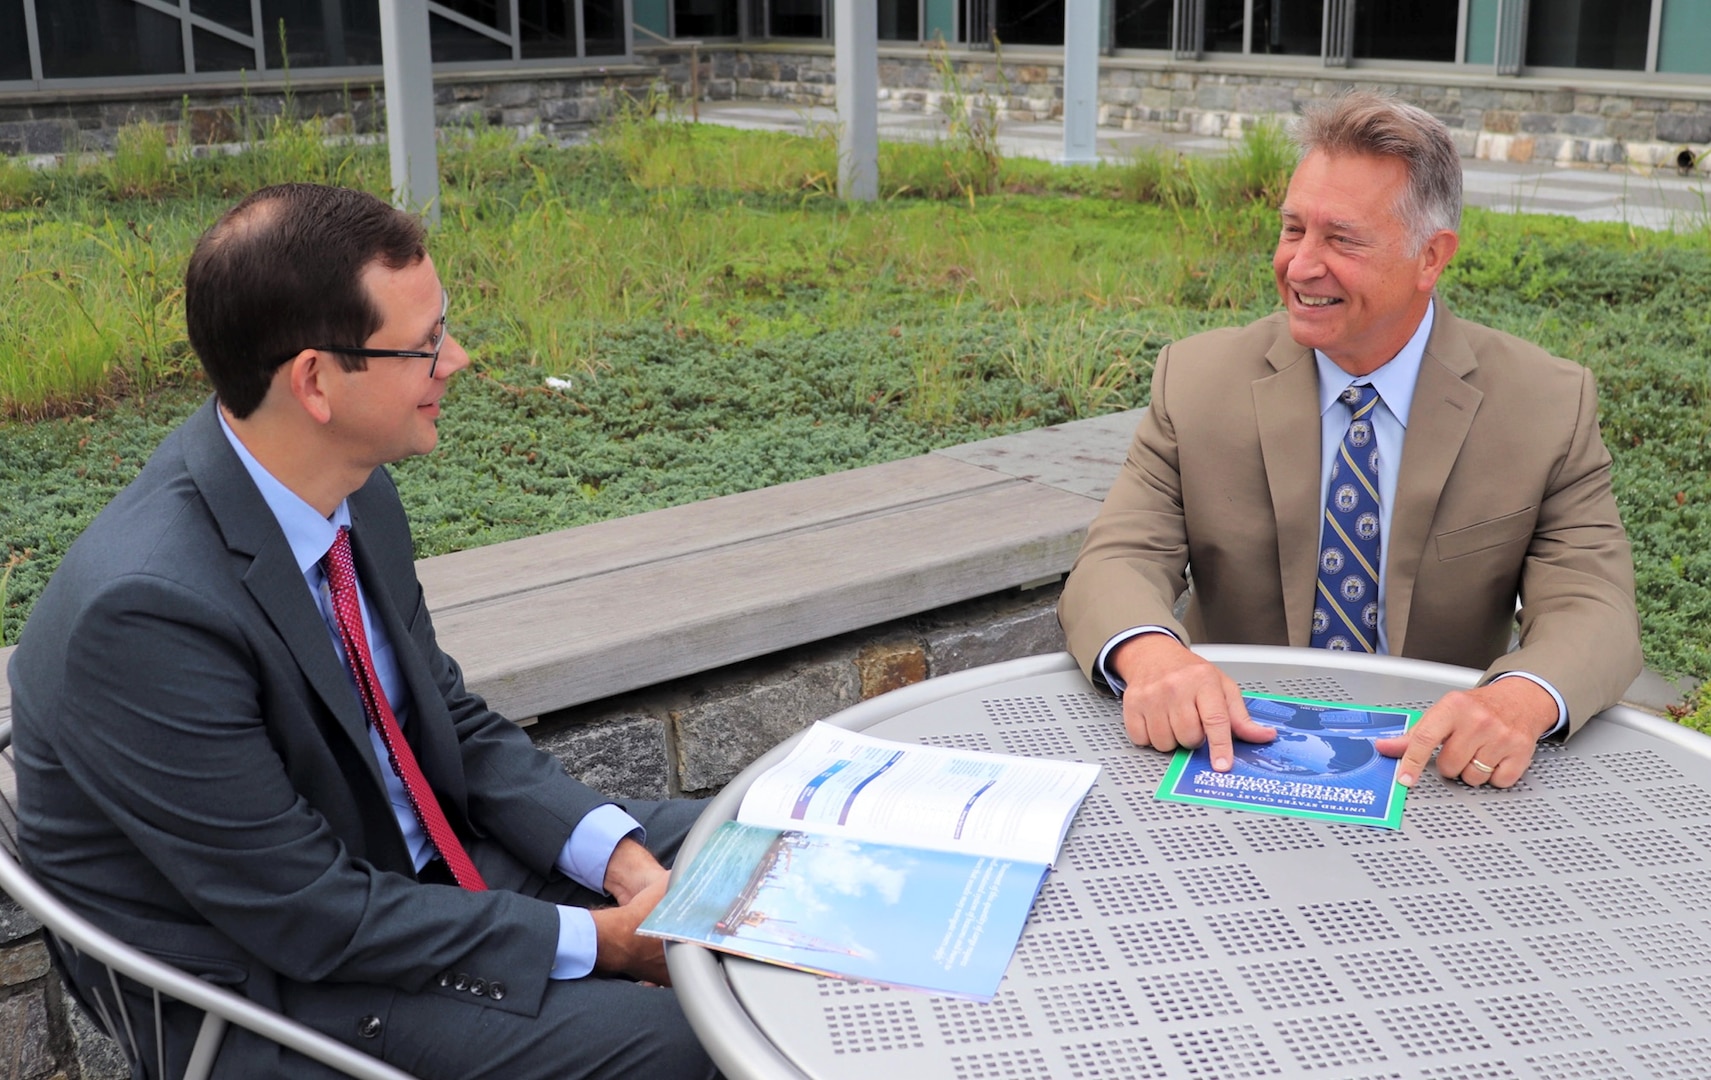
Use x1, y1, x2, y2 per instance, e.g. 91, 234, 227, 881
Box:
1536, 89, 1574, 114
0, 940, 50, 986
1195, 83, 1237, 111
500, 107, 538, 130
0, 990, 54, 1080
1460, 88, 1500, 110
1450, 128, 1478, 159
919, 592, 1064, 677
1483, 110, 1520, 134
1573, 94, 1599, 114
1106, 87, 1140, 106
0, 900, 42, 945
452, 83, 487, 101
1105, 68, 1134, 89
1600, 96, 1633, 118
1237, 84, 1295, 114
704, 78, 736, 101
1500, 90, 1532, 110
1520, 112, 1558, 134
533, 711, 671, 800
737, 78, 769, 98
856, 641, 928, 699
1657, 112, 1711, 145
68, 997, 129, 1080
489, 80, 538, 109
439, 101, 486, 127
1559, 112, 1606, 137
671, 651, 860, 793
1609, 117, 1655, 143
21, 122, 65, 155
1139, 86, 1174, 111
1015, 65, 1051, 84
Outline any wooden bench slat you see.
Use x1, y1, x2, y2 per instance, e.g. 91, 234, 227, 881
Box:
416, 455, 1014, 612
432, 480, 1101, 719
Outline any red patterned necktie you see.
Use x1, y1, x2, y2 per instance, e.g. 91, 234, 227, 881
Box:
323, 526, 487, 890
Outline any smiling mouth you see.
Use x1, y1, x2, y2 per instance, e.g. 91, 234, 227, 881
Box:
1295, 292, 1342, 308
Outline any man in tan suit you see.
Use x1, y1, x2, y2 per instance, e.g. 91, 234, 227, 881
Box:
1059, 92, 1640, 790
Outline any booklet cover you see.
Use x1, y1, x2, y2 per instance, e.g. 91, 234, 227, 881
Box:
640, 722, 1100, 999
640, 821, 1046, 999
1155, 693, 1421, 829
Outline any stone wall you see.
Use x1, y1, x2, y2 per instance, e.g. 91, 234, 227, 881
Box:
0, 581, 1066, 1077
658, 45, 1711, 172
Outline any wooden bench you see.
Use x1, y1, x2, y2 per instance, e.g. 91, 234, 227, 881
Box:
0, 411, 1141, 727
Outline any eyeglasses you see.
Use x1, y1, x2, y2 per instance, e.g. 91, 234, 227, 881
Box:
307, 289, 451, 378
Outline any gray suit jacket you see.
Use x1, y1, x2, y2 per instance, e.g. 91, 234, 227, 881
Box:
9, 398, 609, 1075
1059, 306, 1641, 732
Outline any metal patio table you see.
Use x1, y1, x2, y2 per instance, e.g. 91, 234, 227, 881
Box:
666, 646, 1711, 1080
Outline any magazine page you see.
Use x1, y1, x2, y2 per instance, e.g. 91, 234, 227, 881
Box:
641, 821, 1047, 1000
736, 722, 1099, 865
1155, 693, 1422, 829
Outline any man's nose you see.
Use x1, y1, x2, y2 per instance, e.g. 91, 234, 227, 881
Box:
436, 335, 471, 379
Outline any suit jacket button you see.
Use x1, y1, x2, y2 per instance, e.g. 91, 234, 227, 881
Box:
488, 982, 507, 1001
453, 972, 472, 991
469, 978, 487, 996
357, 1016, 383, 1039
436, 971, 453, 987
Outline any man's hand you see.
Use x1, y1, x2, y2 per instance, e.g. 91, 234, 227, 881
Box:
1110, 634, 1277, 771
1377, 677, 1557, 789
589, 873, 673, 985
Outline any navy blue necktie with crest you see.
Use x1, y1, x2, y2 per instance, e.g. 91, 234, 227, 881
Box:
1312, 384, 1383, 652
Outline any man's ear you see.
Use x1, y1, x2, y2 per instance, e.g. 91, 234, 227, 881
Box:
283, 348, 336, 426
1416, 229, 1460, 293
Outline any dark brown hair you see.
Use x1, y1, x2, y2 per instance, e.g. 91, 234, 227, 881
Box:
184, 183, 427, 417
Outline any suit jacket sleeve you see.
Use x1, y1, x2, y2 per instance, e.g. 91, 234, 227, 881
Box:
1059, 341, 1194, 688
1481, 365, 1641, 733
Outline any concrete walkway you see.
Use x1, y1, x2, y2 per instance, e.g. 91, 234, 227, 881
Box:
694, 100, 1711, 232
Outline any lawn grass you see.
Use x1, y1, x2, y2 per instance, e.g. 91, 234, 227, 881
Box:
2, 110, 1709, 712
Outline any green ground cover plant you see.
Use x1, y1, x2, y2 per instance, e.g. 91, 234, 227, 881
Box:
2, 110, 1709, 727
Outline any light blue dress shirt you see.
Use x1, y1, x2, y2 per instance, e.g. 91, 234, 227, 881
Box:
219, 413, 640, 978
1096, 302, 1567, 737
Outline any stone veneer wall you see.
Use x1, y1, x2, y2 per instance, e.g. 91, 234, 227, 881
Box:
3, 47, 1709, 171
0, 582, 1065, 1079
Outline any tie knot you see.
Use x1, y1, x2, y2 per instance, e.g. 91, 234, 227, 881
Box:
1341, 383, 1378, 413
324, 525, 355, 592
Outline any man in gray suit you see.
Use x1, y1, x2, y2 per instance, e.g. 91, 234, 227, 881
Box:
9, 184, 718, 1079
1059, 92, 1641, 790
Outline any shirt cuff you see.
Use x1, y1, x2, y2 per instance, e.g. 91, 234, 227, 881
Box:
551, 905, 598, 980
1490, 671, 1569, 740
1095, 626, 1183, 695
555, 803, 645, 894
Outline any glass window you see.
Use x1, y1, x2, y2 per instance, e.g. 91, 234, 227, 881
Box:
1114, 0, 1172, 49
1251, 0, 1321, 56
1353, 0, 1455, 61
676, 0, 741, 36
519, 0, 578, 56
1, 0, 31, 80
1204, 0, 1245, 52
261, 0, 386, 68
584, 0, 625, 54
1526, 0, 1648, 71
879, 0, 919, 41
1657, 0, 1711, 75
39, 0, 185, 78
993, 0, 1062, 45
192, 0, 255, 31
429, 12, 512, 61
194, 27, 260, 72
769, 0, 823, 37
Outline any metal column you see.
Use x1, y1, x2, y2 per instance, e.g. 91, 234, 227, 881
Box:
835, 0, 879, 200
379, 0, 441, 223
1063, 0, 1100, 164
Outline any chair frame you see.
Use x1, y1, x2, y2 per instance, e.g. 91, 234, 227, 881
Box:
0, 721, 417, 1080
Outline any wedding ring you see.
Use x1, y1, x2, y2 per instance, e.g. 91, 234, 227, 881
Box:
1469, 758, 1496, 774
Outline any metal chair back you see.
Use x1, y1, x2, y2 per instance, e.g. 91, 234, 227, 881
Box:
0, 721, 417, 1080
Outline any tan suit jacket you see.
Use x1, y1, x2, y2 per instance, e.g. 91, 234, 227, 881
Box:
1059, 305, 1641, 734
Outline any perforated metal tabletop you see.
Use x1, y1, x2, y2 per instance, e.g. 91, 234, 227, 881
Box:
667, 647, 1711, 1080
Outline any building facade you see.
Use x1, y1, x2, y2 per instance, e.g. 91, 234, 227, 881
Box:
3, 0, 1709, 93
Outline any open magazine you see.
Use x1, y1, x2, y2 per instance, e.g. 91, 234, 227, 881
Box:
639, 722, 1099, 999
1156, 693, 1422, 829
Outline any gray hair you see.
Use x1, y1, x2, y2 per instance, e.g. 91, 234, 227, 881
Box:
1293, 91, 1462, 253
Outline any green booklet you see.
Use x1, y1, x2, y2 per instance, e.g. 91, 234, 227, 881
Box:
1156, 693, 1422, 829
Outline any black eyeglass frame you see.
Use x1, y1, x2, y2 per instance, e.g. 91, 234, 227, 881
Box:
304, 289, 450, 378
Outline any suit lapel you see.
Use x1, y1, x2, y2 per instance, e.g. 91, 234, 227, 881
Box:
180, 399, 386, 793
1385, 307, 1482, 656
1253, 331, 1322, 646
